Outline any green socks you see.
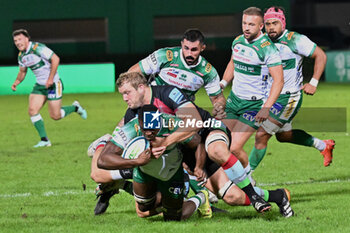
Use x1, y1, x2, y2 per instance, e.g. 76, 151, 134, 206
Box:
30, 114, 48, 139
291, 129, 314, 147
249, 147, 267, 170
61, 105, 76, 118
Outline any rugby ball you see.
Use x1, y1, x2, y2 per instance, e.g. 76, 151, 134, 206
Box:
121, 136, 150, 159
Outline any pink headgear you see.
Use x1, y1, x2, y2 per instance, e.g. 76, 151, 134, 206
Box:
264, 7, 286, 31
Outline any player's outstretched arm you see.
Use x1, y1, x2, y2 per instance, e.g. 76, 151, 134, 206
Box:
98, 141, 151, 170
128, 63, 142, 73
220, 55, 235, 89
11, 66, 27, 91
302, 46, 327, 95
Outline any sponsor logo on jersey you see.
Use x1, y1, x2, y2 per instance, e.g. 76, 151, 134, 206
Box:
143, 110, 161, 129
281, 41, 288, 45
169, 88, 184, 104
179, 74, 187, 81
242, 111, 257, 122
170, 64, 179, 67
166, 50, 173, 61
205, 63, 212, 73
150, 53, 157, 65
287, 32, 294, 40
117, 130, 128, 142
166, 69, 179, 78
261, 41, 271, 48
196, 71, 204, 76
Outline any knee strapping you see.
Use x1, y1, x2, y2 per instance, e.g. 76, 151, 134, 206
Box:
205, 133, 229, 152
218, 180, 235, 199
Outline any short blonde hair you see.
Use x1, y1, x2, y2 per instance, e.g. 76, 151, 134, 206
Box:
243, 7, 263, 18
116, 72, 147, 89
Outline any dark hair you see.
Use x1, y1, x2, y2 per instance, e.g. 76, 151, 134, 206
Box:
12, 29, 30, 39
137, 104, 159, 127
243, 7, 264, 18
182, 28, 205, 44
264, 6, 286, 14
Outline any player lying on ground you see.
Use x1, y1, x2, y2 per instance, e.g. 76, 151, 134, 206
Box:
89, 107, 294, 217
97, 104, 211, 221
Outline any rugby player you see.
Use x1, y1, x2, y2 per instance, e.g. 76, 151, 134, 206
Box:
220, 7, 284, 178
128, 28, 226, 119
91, 72, 295, 217
247, 6, 334, 175
11, 29, 87, 147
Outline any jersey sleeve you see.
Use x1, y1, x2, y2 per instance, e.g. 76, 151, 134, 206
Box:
293, 33, 317, 57
139, 48, 169, 75
35, 43, 54, 61
18, 57, 25, 67
203, 69, 222, 97
110, 118, 138, 149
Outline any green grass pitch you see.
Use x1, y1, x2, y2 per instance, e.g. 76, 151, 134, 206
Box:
0, 83, 349, 233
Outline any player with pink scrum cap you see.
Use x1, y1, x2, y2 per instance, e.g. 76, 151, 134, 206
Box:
248, 6, 334, 181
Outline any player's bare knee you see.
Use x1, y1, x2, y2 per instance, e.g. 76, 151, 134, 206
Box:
229, 145, 241, 156
28, 108, 38, 116
255, 131, 268, 148
49, 113, 61, 120
207, 143, 226, 160
223, 189, 245, 206
90, 171, 102, 183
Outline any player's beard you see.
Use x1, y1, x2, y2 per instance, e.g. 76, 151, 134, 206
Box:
185, 56, 197, 66
268, 31, 282, 41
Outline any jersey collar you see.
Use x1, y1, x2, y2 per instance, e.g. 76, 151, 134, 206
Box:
244, 31, 264, 44
277, 29, 288, 40
25, 41, 32, 54
180, 49, 202, 69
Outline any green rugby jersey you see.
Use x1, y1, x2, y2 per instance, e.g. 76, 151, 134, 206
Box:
139, 47, 221, 98
267, 30, 316, 94
18, 42, 59, 85
231, 33, 282, 100
111, 114, 183, 181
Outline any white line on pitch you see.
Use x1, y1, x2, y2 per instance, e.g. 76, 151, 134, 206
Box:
258, 178, 350, 187
1, 178, 349, 199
